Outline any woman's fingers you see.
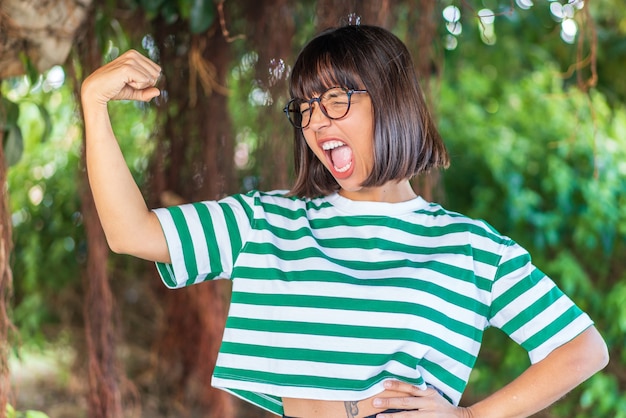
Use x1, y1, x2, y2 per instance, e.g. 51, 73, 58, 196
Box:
383, 380, 424, 396
372, 381, 457, 417
106, 50, 161, 101
120, 50, 161, 87
373, 391, 429, 410
82, 50, 162, 105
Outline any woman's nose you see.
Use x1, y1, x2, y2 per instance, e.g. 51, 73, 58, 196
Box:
307, 102, 330, 130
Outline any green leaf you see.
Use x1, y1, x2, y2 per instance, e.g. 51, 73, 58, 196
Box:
3, 125, 24, 166
34, 103, 52, 143
138, 0, 166, 15
0, 97, 20, 130
177, 0, 192, 19
5, 405, 49, 418
18, 51, 40, 86
189, 0, 215, 34
160, 0, 180, 24
24, 411, 50, 418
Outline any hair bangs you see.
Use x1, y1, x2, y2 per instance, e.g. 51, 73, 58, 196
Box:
289, 35, 363, 100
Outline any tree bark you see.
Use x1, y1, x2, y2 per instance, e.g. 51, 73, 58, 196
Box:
0, 117, 13, 418
0, 0, 92, 78
79, 181, 124, 418
244, 0, 295, 191
74, 4, 124, 416
316, 0, 396, 29
147, 15, 235, 417
410, 0, 442, 202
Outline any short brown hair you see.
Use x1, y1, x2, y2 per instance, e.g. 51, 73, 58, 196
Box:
287, 25, 449, 198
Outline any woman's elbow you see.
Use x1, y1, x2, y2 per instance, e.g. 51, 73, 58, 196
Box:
105, 234, 129, 255
102, 224, 170, 263
593, 334, 610, 372
581, 326, 610, 376
103, 228, 140, 255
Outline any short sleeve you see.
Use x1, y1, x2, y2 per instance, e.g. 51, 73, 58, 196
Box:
487, 240, 593, 363
153, 193, 256, 289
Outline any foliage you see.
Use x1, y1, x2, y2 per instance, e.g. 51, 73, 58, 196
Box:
3, 73, 83, 345
132, 0, 216, 33
0, 96, 23, 166
2, 67, 155, 345
227, 50, 264, 190
436, 52, 626, 415
6, 404, 49, 418
0, 66, 54, 168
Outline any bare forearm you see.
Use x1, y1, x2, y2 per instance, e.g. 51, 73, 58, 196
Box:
467, 326, 608, 418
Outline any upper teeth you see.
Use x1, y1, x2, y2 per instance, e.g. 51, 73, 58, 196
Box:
322, 140, 345, 151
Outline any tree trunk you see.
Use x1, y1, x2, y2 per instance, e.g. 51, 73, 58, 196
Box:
316, 0, 396, 29
409, 0, 442, 203
244, 0, 295, 191
0, 0, 92, 78
0, 118, 13, 418
74, 4, 124, 416
79, 179, 124, 418
147, 16, 235, 417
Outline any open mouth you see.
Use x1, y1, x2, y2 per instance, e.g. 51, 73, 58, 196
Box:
322, 140, 353, 173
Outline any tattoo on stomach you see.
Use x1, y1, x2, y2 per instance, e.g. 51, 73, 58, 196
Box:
344, 401, 359, 417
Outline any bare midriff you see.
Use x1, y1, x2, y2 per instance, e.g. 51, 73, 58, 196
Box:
282, 389, 407, 418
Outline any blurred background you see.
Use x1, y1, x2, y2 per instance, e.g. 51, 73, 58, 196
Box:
0, 0, 624, 417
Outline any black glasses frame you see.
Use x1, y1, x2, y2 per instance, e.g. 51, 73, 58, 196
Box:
283, 87, 368, 129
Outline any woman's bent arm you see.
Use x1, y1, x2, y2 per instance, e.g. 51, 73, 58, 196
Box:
375, 326, 608, 418
465, 326, 608, 418
82, 50, 170, 263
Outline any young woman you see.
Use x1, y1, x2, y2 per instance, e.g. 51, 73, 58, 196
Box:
81, 25, 608, 418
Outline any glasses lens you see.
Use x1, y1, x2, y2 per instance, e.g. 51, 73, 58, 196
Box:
286, 99, 307, 128
320, 88, 350, 119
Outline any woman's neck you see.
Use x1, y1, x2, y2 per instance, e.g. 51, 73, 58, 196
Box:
338, 180, 417, 203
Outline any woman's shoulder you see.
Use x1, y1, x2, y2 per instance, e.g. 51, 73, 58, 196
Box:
418, 200, 511, 245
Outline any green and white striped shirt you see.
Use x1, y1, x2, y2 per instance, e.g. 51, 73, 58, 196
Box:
153, 190, 592, 416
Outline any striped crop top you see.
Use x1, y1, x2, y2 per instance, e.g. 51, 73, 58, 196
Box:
153, 190, 593, 416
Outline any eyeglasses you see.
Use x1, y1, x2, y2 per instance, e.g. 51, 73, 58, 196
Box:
283, 87, 368, 129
